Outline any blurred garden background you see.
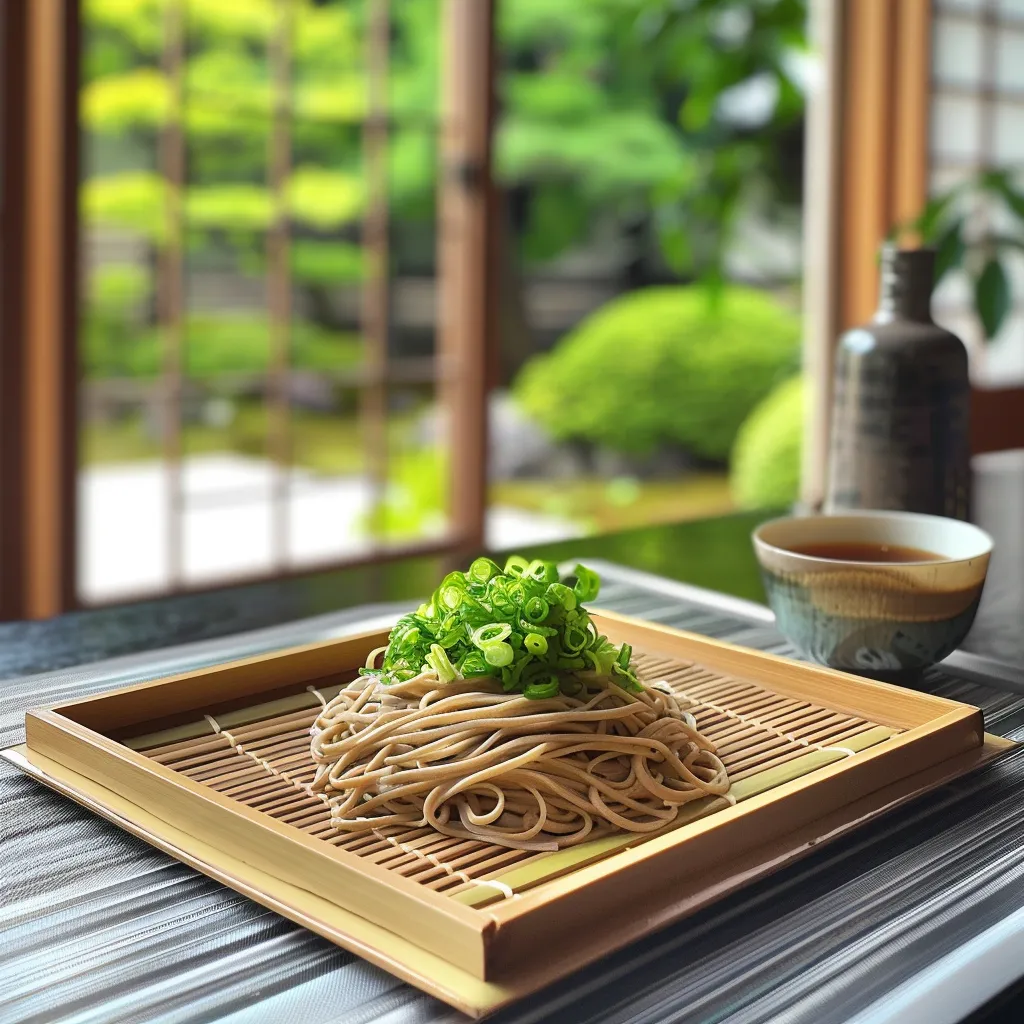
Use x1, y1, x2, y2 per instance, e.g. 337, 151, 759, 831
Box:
79, 0, 808, 601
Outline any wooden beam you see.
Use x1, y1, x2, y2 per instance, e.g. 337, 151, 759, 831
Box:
437, 0, 496, 554
0, 2, 29, 620
837, 0, 932, 325
838, 0, 897, 330
22, 0, 79, 619
892, 0, 933, 240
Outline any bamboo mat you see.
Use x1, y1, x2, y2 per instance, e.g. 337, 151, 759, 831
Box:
127, 649, 897, 905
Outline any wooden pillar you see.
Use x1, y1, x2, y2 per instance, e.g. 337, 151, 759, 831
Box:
0, 0, 80, 619
802, 0, 933, 507
892, 0, 933, 242
839, 0, 932, 327
437, 0, 496, 554
0, 2, 30, 620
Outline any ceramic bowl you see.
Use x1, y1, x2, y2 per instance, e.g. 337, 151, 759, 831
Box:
752, 511, 993, 674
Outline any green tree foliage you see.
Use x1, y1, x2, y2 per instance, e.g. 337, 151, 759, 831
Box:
514, 286, 801, 461
497, 0, 807, 276
82, 0, 806, 281
729, 374, 803, 510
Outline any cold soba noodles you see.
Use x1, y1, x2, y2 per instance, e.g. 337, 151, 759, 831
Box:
310, 557, 730, 851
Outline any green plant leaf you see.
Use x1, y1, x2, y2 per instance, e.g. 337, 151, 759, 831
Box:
934, 218, 965, 283
1002, 186, 1024, 222
979, 168, 1011, 193
977, 168, 1024, 222
975, 258, 1011, 340
914, 191, 956, 241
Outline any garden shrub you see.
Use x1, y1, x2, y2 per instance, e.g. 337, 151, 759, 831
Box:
83, 267, 363, 381
730, 374, 803, 510
364, 445, 447, 541
513, 285, 800, 461
82, 264, 151, 379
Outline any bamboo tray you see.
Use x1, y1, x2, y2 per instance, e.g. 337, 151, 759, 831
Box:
4, 609, 1001, 1017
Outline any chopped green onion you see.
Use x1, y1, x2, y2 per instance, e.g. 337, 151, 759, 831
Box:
426, 643, 457, 683
526, 559, 559, 584
503, 555, 530, 577
472, 622, 512, 647
372, 555, 638, 698
524, 633, 548, 655
572, 564, 601, 603
468, 557, 501, 582
483, 641, 514, 667
546, 582, 577, 611
524, 676, 559, 699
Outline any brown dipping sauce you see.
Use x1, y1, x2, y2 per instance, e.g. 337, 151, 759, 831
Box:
791, 541, 944, 563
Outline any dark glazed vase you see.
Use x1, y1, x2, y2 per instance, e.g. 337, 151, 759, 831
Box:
825, 246, 971, 520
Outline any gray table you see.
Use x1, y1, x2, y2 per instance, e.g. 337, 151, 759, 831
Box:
5, 562, 1024, 1024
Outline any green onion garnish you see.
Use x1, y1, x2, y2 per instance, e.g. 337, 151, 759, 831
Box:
364, 556, 641, 697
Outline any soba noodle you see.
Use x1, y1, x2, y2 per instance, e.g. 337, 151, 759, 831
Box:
309, 650, 730, 851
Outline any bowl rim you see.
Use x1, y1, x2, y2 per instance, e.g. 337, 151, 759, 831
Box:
751, 509, 994, 568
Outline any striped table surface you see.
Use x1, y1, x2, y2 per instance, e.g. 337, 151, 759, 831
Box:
4, 561, 1024, 1024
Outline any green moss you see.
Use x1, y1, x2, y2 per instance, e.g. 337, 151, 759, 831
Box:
730, 374, 804, 510
513, 286, 801, 461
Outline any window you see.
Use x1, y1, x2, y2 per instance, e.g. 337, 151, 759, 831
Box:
1, 0, 493, 617
930, 0, 1024, 385
78, 0, 492, 602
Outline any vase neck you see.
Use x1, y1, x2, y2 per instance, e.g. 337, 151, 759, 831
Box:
876, 246, 935, 323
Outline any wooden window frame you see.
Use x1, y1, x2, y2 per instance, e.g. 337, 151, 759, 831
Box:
0, 0, 496, 620
0, 0, 79, 621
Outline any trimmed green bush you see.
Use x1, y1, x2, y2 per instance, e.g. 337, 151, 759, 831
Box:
364, 446, 447, 541
730, 375, 804, 510
85, 310, 362, 382
513, 285, 801, 461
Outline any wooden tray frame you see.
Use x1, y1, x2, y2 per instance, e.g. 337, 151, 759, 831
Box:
9, 610, 991, 1009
